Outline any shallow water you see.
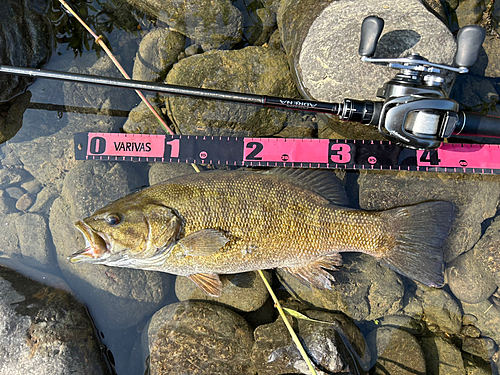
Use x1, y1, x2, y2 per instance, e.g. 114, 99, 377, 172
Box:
2, 0, 500, 374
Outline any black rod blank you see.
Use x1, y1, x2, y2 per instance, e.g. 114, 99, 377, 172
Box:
0, 65, 341, 114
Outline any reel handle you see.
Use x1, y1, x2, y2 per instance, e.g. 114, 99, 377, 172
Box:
454, 26, 486, 68
358, 16, 384, 57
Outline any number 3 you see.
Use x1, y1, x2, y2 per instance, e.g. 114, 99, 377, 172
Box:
330, 144, 351, 163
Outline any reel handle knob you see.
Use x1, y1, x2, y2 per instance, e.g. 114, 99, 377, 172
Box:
359, 16, 385, 57
455, 25, 486, 68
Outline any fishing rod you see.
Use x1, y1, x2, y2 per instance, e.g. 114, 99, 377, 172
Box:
1, 16, 498, 150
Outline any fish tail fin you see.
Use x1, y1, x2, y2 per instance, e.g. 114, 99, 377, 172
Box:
378, 201, 454, 287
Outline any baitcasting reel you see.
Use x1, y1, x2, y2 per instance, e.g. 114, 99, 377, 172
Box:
343, 15, 492, 149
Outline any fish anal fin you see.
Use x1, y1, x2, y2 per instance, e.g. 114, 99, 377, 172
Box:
179, 229, 229, 256
188, 273, 222, 297
281, 253, 343, 290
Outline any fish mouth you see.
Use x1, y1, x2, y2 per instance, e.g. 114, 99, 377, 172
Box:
69, 221, 109, 263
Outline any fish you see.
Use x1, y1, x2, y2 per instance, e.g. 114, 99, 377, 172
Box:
69, 169, 454, 297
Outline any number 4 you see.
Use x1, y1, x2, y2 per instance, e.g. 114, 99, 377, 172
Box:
419, 150, 441, 165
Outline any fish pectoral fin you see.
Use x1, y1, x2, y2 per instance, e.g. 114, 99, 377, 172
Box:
281, 254, 343, 290
188, 273, 222, 297
178, 229, 230, 256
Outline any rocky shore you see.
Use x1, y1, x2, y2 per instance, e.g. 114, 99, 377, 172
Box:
2, 0, 500, 374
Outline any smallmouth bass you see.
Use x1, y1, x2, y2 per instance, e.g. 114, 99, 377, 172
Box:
70, 169, 454, 297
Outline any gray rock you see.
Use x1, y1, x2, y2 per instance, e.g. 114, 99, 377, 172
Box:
277, 0, 455, 140
0, 195, 17, 214
122, 99, 170, 135
165, 46, 301, 137
132, 28, 186, 82
175, 271, 271, 312
421, 334, 466, 374
64, 56, 138, 111
14, 213, 52, 267
0, 0, 52, 102
416, 285, 463, 334
462, 298, 500, 349
0, 167, 26, 188
366, 326, 426, 374
462, 336, 497, 360
357, 170, 500, 262
49, 161, 170, 329
29, 185, 59, 215
146, 301, 254, 374
125, 0, 243, 50
20, 179, 42, 195
276, 253, 405, 321
8, 114, 115, 190
15, 192, 34, 211
149, 162, 199, 185
472, 216, 500, 289
455, 0, 486, 26
447, 249, 498, 304
0, 213, 20, 256
252, 309, 369, 374
0, 266, 110, 374
5, 186, 25, 199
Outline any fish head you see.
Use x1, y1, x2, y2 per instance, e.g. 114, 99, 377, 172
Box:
69, 199, 183, 266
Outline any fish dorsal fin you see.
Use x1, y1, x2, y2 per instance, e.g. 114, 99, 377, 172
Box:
188, 273, 222, 297
264, 168, 349, 206
280, 253, 343, 290
178, 229, 229, 256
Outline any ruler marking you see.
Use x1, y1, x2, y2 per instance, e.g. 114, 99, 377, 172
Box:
76, 133, 500, 175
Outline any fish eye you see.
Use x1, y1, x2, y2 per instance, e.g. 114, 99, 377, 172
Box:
106, 214, 121, 226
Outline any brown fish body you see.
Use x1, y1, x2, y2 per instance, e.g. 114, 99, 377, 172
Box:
71, 169, 454, 296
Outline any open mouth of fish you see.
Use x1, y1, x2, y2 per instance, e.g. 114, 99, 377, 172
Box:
69, 221, 110, 262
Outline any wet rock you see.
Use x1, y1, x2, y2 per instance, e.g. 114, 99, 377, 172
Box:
276, 253, 405, 321
122, 99, 170, 135
15, 192, 35, 211
132, 28, 186, 82
126, 0, 243, 50
146, 301, 254, 374
472, 216, 500, 290
29, 185, 59, 215
455, 0, 486, 26
0, 167, 26, 187
165, 46, 301, 137
0, 195, 17, 214
5, 186, 25, 199
63, 56, 138, 111
366, 326, 426, 374
462, 336, 497, 360
175, 271, 271, 312
372, 315, 425, 336
421, 334, 465, 374
462, 298, 500, 348
14, 213, 52, 267
446, 249, 498, 304
415, 286, 463, 334
8, 114, 116, 190
357, 170, 500, 262
0, 213, 20, 256
277, 0, 455, 140
149, 162, 199, 185
252, 309, 368, 374
0, 92, 32, 144
50, 161, 170, 329
0, 0, 52, 102
0, 266, 110, 374
20, 179, 42, 195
